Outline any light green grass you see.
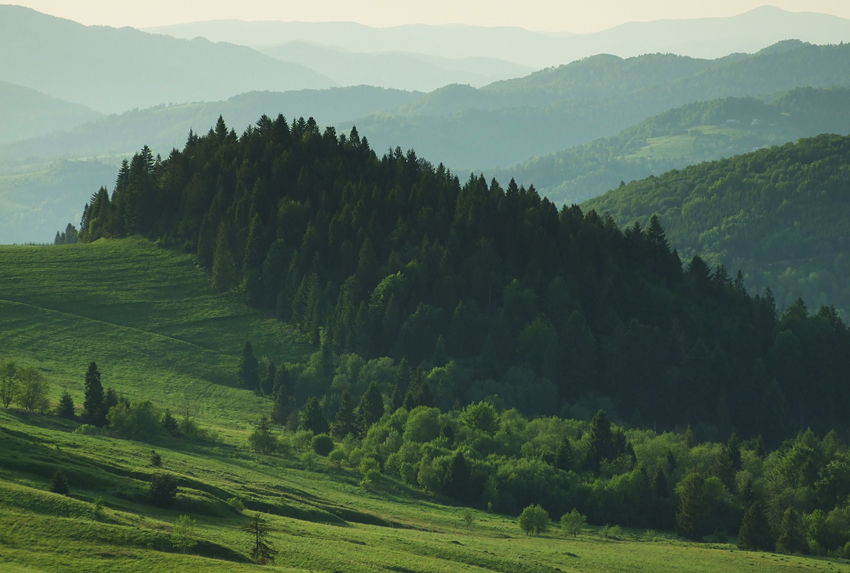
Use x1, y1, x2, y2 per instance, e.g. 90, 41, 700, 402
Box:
1, 239, 848, 572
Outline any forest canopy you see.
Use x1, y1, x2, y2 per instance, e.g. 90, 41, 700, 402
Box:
79, 115, 850, 446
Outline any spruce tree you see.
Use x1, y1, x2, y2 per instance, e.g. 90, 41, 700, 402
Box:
262, 359, 276, 396
358, 382, 385, 430
554, 436, 573, 472
443, 450, 470, 501
712, 444, 735, 491
331, 391, 359, 439
300, 397, 328, 434
83, 362, 105, 426
586, 410, 614, 473
738, 501, 773, 551
777, 507, 807, 554
243, 512, 278, 564
237, 341, 260, 392
271, 389, 295, 425
272, 363, 290, 396
49, 470, 69, 496
55, 390, 75, 419
676, 468, 708, 540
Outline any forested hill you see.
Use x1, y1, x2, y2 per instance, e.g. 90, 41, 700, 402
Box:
495, 86, 850, 205
584, 133, 850, 319
79, 116, 850, 444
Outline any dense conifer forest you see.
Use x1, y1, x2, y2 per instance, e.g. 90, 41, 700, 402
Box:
79, 115, 850, 449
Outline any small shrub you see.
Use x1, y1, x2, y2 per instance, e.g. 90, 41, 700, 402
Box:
55, 390, 76, 419
162, 409, 181, 436
49, 470, 69, 496
644, 529, 656, 542
600, 524, 621, 539
227, 497, 244, 514
328, 449, 346, 467
462, 508, 474, 529
150, 450, 162, 467
291, 429, 314, 451
172, 515, 197, 553
108, 400, 161, 439
149, 472, 179, 507
75, 424, 101, 435
90, 497, 105, 519
311, 434, 334, 456
709, 530, 729, 544
301, 451, 318, 470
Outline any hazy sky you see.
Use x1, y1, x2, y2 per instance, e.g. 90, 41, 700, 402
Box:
7, 1, 850, 33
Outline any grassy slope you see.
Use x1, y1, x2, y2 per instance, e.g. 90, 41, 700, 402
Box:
0, 238, 846, 572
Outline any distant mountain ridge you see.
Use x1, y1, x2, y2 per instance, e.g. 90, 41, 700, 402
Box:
0, 6, 336, 114
147, 6, 850, 69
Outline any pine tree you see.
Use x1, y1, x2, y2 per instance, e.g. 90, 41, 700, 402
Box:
331, 391, 359, 439
676, 468, 708, 540
272, 363, 290, 397
248, 416, 278, 454
49, 470, 69, 496
300, 397, 328, 434
237, 341, 260, 392
83, 362, 105, 426
738, 501, 773, 551
443, 450, 470, 501
243, 512, 278, 564
358, 382, 385, 430
162, 409, 180, 436
261, 360, 276, 396
712, 444, 736, 491
586, 410, 614, 473
554, 436, 573, 472
55, 390, 75, 419
390, 385, 404, 412
777, 507, 807, 554
271, 390, 295, 425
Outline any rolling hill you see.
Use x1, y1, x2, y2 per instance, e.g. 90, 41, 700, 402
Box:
584, 133, 850, 317
494, 86, 850, 205
0, 6, 335, 114
0, 81, 103, 145
346, 41, 850, 170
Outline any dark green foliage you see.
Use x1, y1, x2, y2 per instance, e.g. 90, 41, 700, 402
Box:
162, 409, 180, 437
248, 416, 278, 454
776, 507, 807, 555
458, 401, 499, 435
737, 501, 773, 552
261, 360, 276, 397
272, 363, 289, 397
77, 114, 850, 444
53, 223, 79, 245
243, 512, 278, 565
554, 436, 573, 472
271, 389, 296, 426
331, 391, 359, 439
212, 221, 237, 291
49, 470, 69, 496
443, 450, 471, 502
55, 390, 75, 419
300, 397, 328, 435
586, 410, 627, 474
237, 340, 259, 393
676, 469, 708, 540
150, 450, 162, 467
83, 361, 105, 426
311, 433, 335, 457
358, 382, 384, 430
149, 472, 178, 507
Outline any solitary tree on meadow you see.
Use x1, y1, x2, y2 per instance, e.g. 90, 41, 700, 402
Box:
83, 362, 106, 426
243, 512, 278, 564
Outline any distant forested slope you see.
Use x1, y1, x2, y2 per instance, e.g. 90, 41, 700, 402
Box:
350, 41, 850, 170
495, 87, 850, 204
76, 115, 850, 444
0, 81, 102, 145
584, 133, 850, 317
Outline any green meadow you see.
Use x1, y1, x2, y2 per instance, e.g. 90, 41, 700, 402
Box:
1, 239, 848, 572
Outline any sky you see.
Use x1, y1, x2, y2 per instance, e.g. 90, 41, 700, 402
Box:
6, 0, 850, 33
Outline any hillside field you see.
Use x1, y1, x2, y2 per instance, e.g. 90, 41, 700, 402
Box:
0, 239, 848, 572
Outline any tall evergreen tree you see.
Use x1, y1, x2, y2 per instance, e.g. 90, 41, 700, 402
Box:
554, 436, 573, 472
738, 501, 773, 551
55, 390, 75, 419
261, 360, 276, 396
243, 512, 278, 564
83, 362, 105, 426
237, 341, 260, 392
358, 382, 385, 430
212, 221, 237, 292
331, 391, 359, 439
676, 468, 708, 540
49, 470, 69, 496
776, 507, 807, 554
586, 410, 615, 473
300, 397, 329, 434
